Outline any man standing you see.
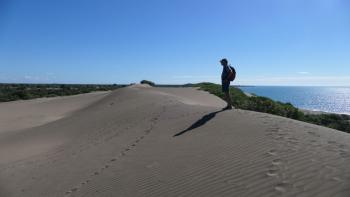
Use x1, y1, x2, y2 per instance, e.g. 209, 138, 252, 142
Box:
220, 58, 233, 110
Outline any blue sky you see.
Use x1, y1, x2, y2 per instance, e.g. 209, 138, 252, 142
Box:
0, 0, 349, 85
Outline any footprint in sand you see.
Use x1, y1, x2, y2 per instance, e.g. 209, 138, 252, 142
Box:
65, 187, 78, 195
267, 149, 277, 156
266, 169, 279, 177
272, 159, 282, 166
275, 185, 286, 193
274, 181, 290, 193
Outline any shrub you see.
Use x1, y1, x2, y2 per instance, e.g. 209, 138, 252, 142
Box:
140, 80, 155, 86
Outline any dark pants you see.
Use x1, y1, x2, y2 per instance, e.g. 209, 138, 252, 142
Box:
222, 81, 230, 93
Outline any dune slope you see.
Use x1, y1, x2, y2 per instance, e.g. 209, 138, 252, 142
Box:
0, 91, 110, 134
0, 86, 349, 197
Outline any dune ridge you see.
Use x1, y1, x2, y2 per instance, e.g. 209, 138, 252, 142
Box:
0, 86, 349, 197
0, 91, 110, 134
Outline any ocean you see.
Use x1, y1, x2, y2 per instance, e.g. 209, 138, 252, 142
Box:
238, 86, 350, 115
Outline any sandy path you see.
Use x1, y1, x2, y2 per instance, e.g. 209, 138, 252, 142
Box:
0, 86, 349, 197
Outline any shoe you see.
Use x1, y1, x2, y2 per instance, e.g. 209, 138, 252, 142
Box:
223, 105, 233, 110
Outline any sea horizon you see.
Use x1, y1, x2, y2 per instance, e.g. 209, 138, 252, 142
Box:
239, 86, 350, 115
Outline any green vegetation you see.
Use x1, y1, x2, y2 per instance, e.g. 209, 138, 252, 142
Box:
303, 114, 350, 133
0, 83, 126, 102
140, 80, 155, 86
195, 82, 350, 134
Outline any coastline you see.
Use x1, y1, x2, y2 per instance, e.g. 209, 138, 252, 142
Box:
300, 108, 350, 116
239, 87, 350, 116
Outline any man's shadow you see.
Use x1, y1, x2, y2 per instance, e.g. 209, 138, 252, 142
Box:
173, 109, 225, 137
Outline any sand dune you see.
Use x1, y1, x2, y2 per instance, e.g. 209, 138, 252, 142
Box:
0, 91, 110, 134
0, 86, 349, 197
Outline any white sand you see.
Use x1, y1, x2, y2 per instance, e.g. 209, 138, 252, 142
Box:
0, 91, 110, 134
0, 86, 349, 197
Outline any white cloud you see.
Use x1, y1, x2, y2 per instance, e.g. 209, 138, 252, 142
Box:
298, 72, 309, 75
